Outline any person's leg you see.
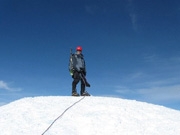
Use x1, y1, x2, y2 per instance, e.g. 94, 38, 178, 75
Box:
72, 71, 80, 95
80, 78, 90, 96
80, 80, 86, 95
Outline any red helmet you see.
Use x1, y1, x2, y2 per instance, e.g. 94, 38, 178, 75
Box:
76, 46, 82, 51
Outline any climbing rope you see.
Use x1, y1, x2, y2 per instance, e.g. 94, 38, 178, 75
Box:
41, 96, 85, 135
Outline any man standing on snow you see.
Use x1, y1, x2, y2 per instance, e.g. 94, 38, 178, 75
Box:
69, 46, 90, 96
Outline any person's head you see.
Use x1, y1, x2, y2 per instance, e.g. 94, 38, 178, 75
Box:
76, 46, 82, 54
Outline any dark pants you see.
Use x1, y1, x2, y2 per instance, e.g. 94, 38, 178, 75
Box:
72, 71, 85, 95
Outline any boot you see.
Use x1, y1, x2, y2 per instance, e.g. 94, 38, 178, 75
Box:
72, 91, 80, 96
81, 91, 90, 96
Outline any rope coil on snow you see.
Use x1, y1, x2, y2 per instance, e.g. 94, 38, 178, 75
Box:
41, 96, 85, 135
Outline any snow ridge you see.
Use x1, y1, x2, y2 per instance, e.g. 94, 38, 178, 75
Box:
42, 96, 85, 135
0, 96, 180, 135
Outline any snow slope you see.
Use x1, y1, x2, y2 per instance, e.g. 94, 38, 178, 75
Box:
0, 96, 180, 135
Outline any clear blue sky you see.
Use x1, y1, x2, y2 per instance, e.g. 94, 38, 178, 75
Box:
0, 0, 180, 110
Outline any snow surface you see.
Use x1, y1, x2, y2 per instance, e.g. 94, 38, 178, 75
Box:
0, 96, 180, 135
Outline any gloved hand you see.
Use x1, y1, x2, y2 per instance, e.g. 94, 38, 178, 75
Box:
77, 69, 81, 73
70, 68, 75, 76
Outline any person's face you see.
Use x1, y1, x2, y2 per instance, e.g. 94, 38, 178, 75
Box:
77, 50, 82, 54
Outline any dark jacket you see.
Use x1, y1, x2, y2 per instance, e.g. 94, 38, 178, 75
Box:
71, 53, 86, 72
